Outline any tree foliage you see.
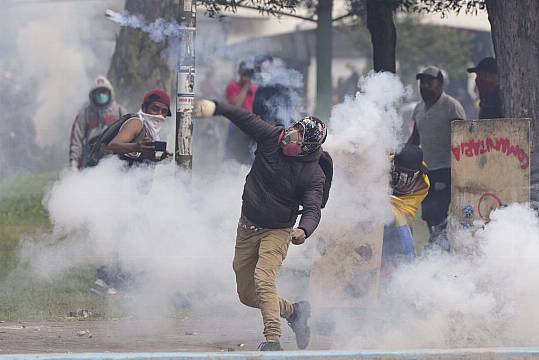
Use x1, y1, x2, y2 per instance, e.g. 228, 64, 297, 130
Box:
200, 0, 302, 18
399, 0, 486, 15
397, 16, 475, 90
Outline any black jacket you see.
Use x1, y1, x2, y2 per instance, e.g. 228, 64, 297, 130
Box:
216, 102, 325, 238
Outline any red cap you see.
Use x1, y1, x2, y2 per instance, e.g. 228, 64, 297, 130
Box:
143, 88, 172, 116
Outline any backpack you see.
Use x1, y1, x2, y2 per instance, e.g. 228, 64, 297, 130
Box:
298, 149, 333, 214
84, 113, 139, 167
318, 150, 333, 209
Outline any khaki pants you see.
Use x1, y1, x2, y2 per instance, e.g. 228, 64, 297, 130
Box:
233, 225, 295, 341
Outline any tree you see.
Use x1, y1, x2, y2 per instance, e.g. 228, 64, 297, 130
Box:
366, 0, 397, 72
401, 1, 539, 141
396, 0, 539, 203
485, 0, 539, 142
396, 16, 475, 93
107, 0, 178, 111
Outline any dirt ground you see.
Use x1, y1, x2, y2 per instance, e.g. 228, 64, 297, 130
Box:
0, 316, 333, 354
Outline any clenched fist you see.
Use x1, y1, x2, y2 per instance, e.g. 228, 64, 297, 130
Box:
291, 228, 306, 245
192, 99, 216, 118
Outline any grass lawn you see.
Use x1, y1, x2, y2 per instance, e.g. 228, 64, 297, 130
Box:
0, 172, 115, 321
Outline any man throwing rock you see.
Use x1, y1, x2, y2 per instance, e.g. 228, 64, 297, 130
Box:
194, 99, 327, 351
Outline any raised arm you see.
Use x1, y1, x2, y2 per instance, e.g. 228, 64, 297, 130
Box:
194, 100, 280, 142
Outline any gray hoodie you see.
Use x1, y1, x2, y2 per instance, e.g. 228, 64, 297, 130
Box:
69, 76, 125, 168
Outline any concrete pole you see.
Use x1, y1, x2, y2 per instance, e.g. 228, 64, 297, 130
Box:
315, 0, 333, 123
175, 0, 197, 170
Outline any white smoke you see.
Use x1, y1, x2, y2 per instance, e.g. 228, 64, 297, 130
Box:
251, 57, 303, 89
340, 203, 539, 349
105, 9, 188, 42
2, 1, 121, 155
17, 20, 93, 147
20, 158, 247, 316
322, 71, 411, 227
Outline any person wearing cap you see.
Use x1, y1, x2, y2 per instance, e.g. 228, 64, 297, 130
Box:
408, 66, 466, 250
193, 98, 328, 351
107, 88, 172, 164
467, 57, 502, 119
89, 88, 173, 297
225, 61, 258, 164
69, 75, 126, 169
382, 144, 430, 274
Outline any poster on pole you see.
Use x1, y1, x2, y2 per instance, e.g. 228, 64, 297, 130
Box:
450, 118, 530, 240
176, 65, 195, 111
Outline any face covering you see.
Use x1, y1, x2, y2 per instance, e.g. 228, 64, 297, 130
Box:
420, 88, 438, 103
138, 110, 165, 140
93, 93, 110, 106
280, 128, 303, 157
476, 78, 498, 98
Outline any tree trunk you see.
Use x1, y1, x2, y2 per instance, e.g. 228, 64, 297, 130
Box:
486, 0, 539, 206
486, 0, 539, 133
366, 0, 396, 73
107, 0, 177, 111
315, 0, 333, 122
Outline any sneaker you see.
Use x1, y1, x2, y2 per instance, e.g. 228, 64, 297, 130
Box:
258, 341, 283, 351
106, 287, 118, 295
90, 279, 109, 297
287, 300, 311, 349
90, 279, 119, 297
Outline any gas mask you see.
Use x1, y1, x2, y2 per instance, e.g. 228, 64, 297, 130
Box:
391, 163, 421, 195
280, 126, 304, 157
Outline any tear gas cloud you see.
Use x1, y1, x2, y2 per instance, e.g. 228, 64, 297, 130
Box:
321, 71, 411, 228
17, 72, 405, 321
340, 204, 539, 349
0, 1, 121, 177
105, 10, 188, 42
6, 4, 539, 349
21, 158, 247, 316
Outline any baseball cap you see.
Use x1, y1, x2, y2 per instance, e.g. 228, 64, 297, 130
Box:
143, 88, 172, 116
467, 57, 497, 74
416, 66, 444, 82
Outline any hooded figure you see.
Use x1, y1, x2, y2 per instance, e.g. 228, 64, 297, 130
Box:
69, 75, 126, 169
382, 144, 430, 274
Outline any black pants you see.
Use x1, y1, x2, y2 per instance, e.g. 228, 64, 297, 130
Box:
421, 168, 451, 228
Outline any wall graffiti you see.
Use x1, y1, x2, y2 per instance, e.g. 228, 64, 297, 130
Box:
460, 193, 503, 229
460, 205, 474, 229
451, 137, 529, 169
477, 192, 503, 222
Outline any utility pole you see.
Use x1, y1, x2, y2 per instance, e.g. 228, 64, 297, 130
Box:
315, 0, 333, 123
175, 0, 197, 170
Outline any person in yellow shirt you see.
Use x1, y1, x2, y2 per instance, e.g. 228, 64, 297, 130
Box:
382, 144, 430, 273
